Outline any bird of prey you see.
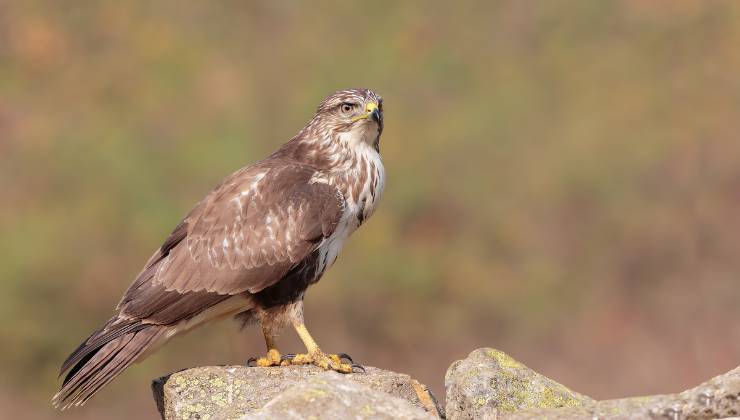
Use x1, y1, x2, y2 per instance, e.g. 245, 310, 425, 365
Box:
53, 88, 385, 409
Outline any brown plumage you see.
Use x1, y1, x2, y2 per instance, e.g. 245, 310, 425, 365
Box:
54, 88, 385, 409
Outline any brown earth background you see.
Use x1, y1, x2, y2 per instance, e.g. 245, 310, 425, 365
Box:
2, 1, 740, 418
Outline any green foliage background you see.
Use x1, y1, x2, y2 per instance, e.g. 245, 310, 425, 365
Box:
2, 1, 740, 418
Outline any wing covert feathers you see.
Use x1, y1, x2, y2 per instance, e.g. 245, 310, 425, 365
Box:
56, 158, 345, 407
140, 162, 344, 296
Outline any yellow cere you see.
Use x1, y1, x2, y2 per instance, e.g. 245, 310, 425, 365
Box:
352, 102, 379, 122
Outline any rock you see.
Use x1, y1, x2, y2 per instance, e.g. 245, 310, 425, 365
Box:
152, 365, 443, 420
243, 371, 436, 420
504, 365, 740, 420
444, 348, 594, 420
444, 348, 740, 419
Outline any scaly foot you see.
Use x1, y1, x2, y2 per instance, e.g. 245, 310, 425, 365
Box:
247, 348, 285, 367
283, 350, 365, 373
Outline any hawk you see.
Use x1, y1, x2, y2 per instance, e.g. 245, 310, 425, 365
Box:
53, 88, 385, 409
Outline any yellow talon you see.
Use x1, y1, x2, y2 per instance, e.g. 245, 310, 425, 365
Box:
286, 350, 354, 373
254, 348, 282, 367
328, 354, 344, 365
287, 323, 362, 373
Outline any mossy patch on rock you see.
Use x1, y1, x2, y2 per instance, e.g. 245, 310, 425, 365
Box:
445, 348, 594, 420
152, 365, 443, 420
506, 365, 740, 420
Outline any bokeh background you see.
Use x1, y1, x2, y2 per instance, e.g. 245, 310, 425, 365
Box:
2, 1, 740, 418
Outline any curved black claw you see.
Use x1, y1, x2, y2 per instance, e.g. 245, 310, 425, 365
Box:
351, 363, 366, 373
281, 353, 296, 362
246, 357, 257, 367
337, 352, 354, 363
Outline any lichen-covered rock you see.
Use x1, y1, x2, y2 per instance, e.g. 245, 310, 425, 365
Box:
152, 365, 443, 420
504, 365, 740, 420
444, 348, 740, 419
243, 371, 436, 420
444, 348, 594, 419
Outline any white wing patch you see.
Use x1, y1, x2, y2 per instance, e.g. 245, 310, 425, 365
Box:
186, 169, 288, 271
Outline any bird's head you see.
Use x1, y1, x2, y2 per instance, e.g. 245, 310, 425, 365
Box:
311, 88, 384, 150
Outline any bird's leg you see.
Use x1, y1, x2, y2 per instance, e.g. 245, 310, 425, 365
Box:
247, 324, 284, 367
284, 320, 362, 373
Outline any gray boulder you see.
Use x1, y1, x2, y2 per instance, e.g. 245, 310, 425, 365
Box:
244, 371, 436, 420
445, 348, 740, 419
444, 348, 594, 419
152, 365, 443, 420
505, 364, 740, 420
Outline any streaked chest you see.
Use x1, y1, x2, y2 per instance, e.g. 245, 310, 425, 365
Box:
315, 149, 385, 272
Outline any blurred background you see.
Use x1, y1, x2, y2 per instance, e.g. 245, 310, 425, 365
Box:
2, 1, 740, 418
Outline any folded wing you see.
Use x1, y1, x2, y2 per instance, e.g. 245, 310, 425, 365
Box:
118, 160, 344, 322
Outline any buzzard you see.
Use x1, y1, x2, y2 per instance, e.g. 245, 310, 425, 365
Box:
53, 88, 385, 409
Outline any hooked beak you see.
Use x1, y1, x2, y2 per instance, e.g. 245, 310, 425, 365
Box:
351, 101, 382, 123
370, 107, 381, 122
365, 102, 381, 123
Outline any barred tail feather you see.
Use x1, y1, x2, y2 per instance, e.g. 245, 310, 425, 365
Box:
52, 321, 165, 409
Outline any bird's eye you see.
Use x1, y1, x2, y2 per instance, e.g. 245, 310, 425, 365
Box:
340, 103, 354, 114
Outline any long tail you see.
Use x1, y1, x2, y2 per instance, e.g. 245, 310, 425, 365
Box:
53, 317, 165, 409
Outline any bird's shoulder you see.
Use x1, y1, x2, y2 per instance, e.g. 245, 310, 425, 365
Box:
184, 157, 342, 240
122, 156, 345, 300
